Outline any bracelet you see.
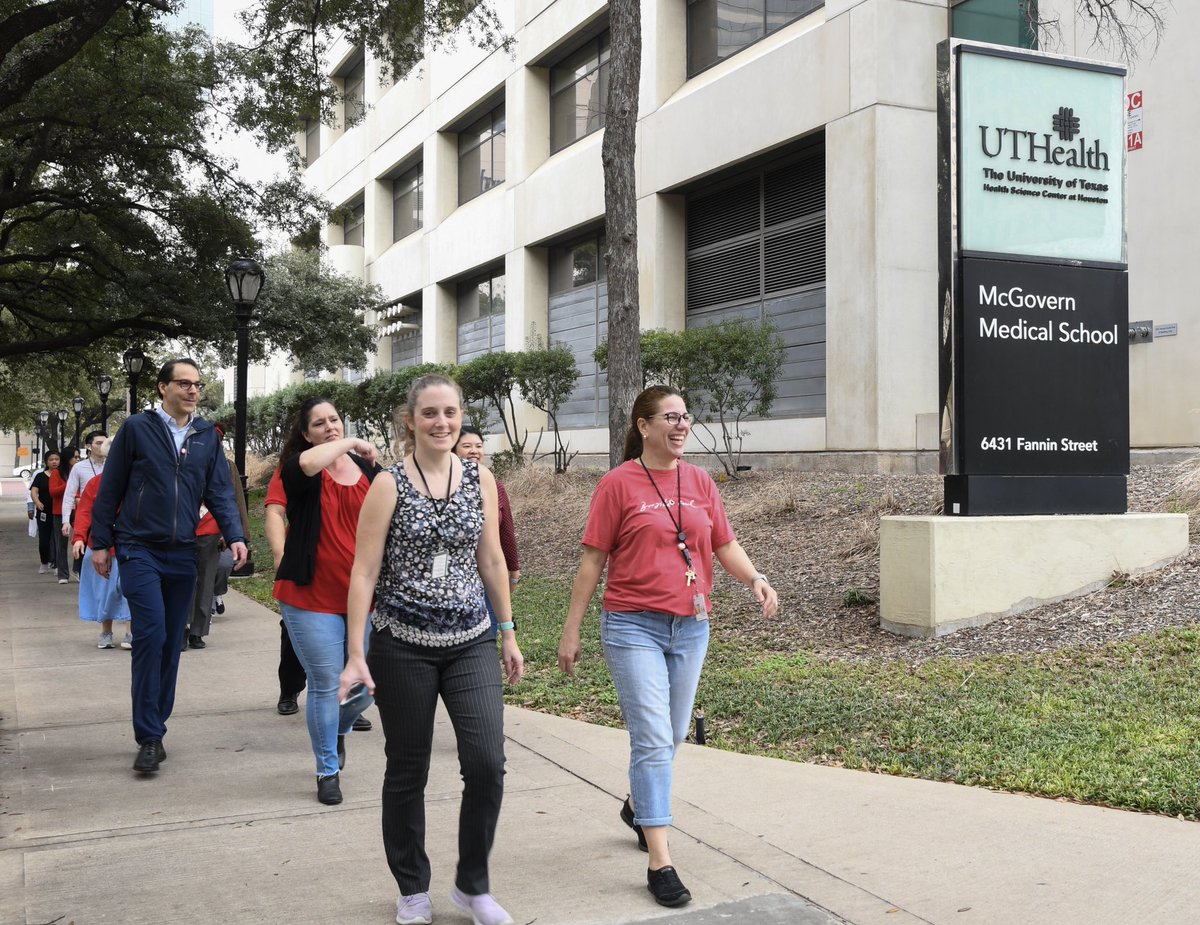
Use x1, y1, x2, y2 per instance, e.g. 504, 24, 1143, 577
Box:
498, 621, 515, 632
751, 573, 769, 586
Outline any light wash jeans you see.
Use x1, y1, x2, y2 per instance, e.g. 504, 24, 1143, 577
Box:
279, 604, 370, 778
601, 609, 709, 827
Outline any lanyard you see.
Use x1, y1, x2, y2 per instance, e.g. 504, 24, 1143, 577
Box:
412, 455, 453, 518
637, 458, 695, 577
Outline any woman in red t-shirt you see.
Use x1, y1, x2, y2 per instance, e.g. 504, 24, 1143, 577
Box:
557, 385, 779, 910
47, 449, 71, 583
272, 397, 380, 806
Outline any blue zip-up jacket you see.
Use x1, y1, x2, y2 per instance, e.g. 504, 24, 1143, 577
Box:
89, 410, 246, 551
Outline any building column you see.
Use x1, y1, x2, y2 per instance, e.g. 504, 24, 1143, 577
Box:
637, 192, 687, 333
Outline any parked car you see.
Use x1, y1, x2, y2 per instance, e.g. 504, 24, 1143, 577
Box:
13, 464, 34, 480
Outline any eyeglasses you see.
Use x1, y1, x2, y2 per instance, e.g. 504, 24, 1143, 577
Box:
171, 379, 205, 392
649, 412, 693, 426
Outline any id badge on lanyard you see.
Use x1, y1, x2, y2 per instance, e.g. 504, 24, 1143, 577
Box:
431, 549, 449, 579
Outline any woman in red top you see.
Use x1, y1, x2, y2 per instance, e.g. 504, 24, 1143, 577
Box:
272, 397, 380, 805
48, 448, 71, 583
557, 385, 778, 909
71, 437, 132, 649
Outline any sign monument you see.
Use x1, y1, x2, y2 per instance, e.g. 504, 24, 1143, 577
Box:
938, 41, 1129, 515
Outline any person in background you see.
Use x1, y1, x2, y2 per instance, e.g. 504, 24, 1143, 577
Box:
454, 425, 521, 634
557, 385, 778, 909
89, 359, 247, 774
62, 431, 108, 578
340, 373, 524, 925
71, 437, 132, 649
31, 452, 59, 575
49, 445, 75, 584
183, 428, 251, 651
270, 398, 380, 805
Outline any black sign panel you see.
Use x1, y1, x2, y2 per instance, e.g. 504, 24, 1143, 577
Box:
958, 257, 1128, 476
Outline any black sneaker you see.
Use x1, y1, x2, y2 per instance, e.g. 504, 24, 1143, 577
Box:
620, 796, 648, 852
134, 740, 162, 774
351, 714, 372, 732
317, 773, 342, 805
647, 866, 691, 907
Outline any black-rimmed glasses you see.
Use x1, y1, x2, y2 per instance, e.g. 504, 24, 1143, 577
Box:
171, 379, 205, 392
649, 412, 693, 426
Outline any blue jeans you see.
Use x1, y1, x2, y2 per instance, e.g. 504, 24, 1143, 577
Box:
117, 545, 198, 744
601, 610, 709, 827
280, 604, 370, 778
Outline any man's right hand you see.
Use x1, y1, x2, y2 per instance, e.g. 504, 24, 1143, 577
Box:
91, 547, 111, 580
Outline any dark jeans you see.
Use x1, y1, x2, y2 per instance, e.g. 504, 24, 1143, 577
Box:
36, 511, 56, 566
368, 629, 506, 896
188, 533, 222, 638
279, 620, 307, 696
117, 544, 198, 744
51, 514, 68, 580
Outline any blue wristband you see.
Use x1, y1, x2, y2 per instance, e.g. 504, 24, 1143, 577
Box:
498, 621, 515, 632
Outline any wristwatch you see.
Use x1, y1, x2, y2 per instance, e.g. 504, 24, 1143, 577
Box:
751, 573, 769, 586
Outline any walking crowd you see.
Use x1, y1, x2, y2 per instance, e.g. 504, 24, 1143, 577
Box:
23, 360, 777, 925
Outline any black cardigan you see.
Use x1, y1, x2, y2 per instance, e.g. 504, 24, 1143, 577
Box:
275, 452, 381, 586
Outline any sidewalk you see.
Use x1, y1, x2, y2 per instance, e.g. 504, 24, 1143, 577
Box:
0, 488, 1195, 925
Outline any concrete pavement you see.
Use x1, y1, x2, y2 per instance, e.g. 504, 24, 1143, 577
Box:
0, 490, 1196, 925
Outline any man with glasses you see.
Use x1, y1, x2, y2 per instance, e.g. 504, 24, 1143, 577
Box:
90, 359, 248, 774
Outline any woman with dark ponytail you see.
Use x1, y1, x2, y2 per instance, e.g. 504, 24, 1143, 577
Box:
557, 385, 778, 910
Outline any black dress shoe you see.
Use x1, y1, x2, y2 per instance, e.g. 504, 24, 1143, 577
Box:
647, 866, 691, 907
188, 635, 206, 649
621, 796, 649, 852
317, 773, 342, 805
277, 693, 300, 715
351, 714, 372, 732
337, 734, 346, 771
134, 740, 162, 774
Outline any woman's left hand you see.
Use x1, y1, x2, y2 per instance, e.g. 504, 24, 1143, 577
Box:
500, 635, 525, 685
72, 540, 85, 558
753, 579, 780, 620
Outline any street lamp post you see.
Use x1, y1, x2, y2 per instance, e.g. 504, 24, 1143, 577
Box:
97, 375, 113, 431
225, 257, 265, 576
72, 396, 84, 446
123, 347, 145, 415
38, 410, 50, 455
32, 415, 41, 469
56, 409, 69, 453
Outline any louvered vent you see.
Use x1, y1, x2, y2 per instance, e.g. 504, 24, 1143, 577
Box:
764, 222, 824, 294
764, 153, 824, 227
687, 240, 760, 309
686, 178, 759, 250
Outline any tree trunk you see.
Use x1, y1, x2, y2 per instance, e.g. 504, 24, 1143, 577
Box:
602, 0, 643, 469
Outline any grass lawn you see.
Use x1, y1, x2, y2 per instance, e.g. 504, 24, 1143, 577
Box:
235, 489, 1200, 820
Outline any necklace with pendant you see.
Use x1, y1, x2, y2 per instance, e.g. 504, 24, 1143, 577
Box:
637, 457, 697, 586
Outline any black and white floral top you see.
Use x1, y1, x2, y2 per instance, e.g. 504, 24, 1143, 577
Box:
372, 457, 491, 647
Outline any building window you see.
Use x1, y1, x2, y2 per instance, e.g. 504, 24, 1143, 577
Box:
685, 140, 826, 416
392, 164, 423, 242
304, 117, 320, 165
456, 269, 506, 361
343, 54, 366, 126
687, 0, 822, 76
550, 232, 608, 429
951, 0, 1037, 49
458, 105, 506, 205
550, 32, 610, 153
343, 199, 365, 247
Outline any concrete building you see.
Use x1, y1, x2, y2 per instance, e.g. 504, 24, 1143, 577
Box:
268, 0, 1198, 466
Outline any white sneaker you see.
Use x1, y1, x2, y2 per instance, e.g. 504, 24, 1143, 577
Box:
38, 564, 48, 574
395, 892, 432, 924
58, 578, 68, 584
97, 632, 114, 649
120, 633, 133, 650
449, 888, 513, 925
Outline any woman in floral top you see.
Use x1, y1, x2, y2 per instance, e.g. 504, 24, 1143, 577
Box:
341, 373, 524, 925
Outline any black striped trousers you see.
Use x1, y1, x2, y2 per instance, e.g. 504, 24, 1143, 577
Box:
368, 629, 507, 896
